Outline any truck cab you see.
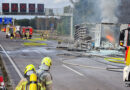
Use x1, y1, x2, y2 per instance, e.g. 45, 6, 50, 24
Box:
22, 27, 33, 39
119, 27, 130, 65
119, 26, 130, 86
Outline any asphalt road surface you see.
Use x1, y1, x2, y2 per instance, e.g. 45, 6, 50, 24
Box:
0, 31, 129, 90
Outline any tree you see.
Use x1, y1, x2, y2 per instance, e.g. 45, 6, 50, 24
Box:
15, 19, 30, 26
56, 16, 70, 35
30, 18, 36, 29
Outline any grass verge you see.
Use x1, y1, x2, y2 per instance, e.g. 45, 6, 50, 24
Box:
0, 55, 13, 89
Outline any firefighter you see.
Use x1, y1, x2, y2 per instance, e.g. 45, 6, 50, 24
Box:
15, 64, 44, 90
40, 33, 44, 40
25, 32, 27, 39
37, 57, 53, 90
6, 25, 10, 38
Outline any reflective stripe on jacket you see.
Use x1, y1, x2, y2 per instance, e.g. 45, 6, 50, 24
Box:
37, 69, 52, 90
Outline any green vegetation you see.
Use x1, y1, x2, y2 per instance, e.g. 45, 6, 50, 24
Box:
15, 19, 31, 26
56, 16, 70, 35
15, 17, 58, 30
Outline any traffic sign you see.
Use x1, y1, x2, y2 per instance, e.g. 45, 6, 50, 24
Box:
0, 18, 2, 24
4, 18, 12, 24
2, 3, 9, 13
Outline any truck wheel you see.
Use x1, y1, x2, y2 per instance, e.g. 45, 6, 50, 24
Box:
29, 35, 32, 39
125, 83, 130, 87
6, 35, 9, 38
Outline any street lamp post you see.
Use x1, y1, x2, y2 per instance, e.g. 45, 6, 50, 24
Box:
70, 7, 74, 40
70, 13, 73, 40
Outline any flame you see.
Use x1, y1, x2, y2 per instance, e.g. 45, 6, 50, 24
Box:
106, 35, 115, 43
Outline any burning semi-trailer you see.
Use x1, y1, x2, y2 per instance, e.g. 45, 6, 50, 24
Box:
73, 23, 129, 50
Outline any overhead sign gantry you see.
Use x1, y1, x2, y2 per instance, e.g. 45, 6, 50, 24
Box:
2, 3, 44, 15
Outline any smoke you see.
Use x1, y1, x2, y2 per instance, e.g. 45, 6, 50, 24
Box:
73, 0, 121, 24
73, 0, 101, 24
100, 0, 121, 23
118, 0, 130, 23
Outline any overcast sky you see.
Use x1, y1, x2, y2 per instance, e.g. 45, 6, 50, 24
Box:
1, 0, 71, 8
0, 0, 71, 19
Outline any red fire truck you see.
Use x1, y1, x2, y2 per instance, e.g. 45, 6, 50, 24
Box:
119, 24, 130, 86
1, 27, 6, 32
22, 27, 33, 39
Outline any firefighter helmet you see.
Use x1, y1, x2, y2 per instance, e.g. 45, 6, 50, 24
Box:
24, 64, 36, 75
41, 57, 52, 67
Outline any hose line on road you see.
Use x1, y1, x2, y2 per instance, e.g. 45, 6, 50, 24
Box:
62, 59, 123, 72
104, 57, 124, 64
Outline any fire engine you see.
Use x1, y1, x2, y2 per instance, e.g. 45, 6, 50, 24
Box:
6, 25, 16, 39
119, 24, 130, 86
1, 27, 6, 32
5, 25, 33, 39
22, 27, 33, 39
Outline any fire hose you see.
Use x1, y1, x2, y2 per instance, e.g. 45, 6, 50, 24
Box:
62, 58, 123, 72
104, 57, 124, 64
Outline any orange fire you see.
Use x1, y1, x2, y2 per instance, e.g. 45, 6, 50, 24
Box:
106, 35, 115, 43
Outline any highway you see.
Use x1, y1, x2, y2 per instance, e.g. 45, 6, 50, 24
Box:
0, 31, 129, 90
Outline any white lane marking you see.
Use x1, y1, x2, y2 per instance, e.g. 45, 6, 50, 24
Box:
0, 44, 24, 79
62, 64, 84, 76
63, 61, 106, 70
